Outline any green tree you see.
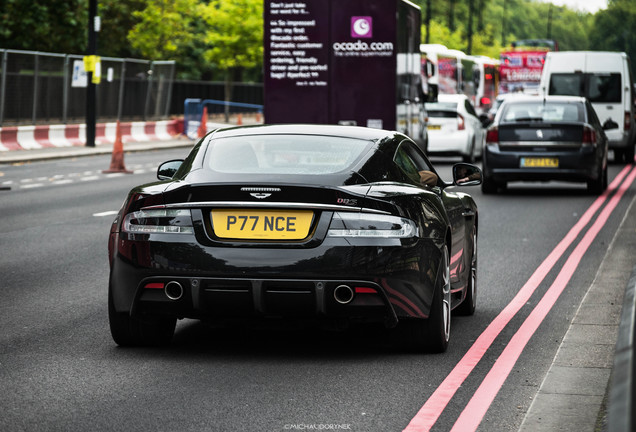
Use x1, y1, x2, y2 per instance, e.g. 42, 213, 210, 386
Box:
0, 0, 87, 53
128, 0, 198, 59
590, 0, 636, 73
127, 0, 219, 80
199, 0, 263, 118
99, 0, 147, 58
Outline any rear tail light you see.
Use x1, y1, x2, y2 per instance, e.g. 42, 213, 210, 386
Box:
582, 126, 596, 144
328, 212, 417, 238
457, 114, 465, 130
123, 209, 194, 234
480, 97, 491, 107
625, 111, 631, 130
486, 127, 499, 144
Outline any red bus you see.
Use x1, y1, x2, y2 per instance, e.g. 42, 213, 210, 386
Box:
499, 39, 557, 94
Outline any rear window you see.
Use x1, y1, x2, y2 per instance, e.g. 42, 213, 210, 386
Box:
427, 110, 457, 118
500, 102, 584, 123
206, 135, 371, 175
425, 102, 458, 112
549, 73, 622, 103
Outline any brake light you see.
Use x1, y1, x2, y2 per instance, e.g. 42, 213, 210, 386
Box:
625, 111, 631, 130
486, 127, 499, 143
582, 127, 596, 144
457, 114, 465, 130
327, 212, 417, 238
480, 97, 491, 106
123, 209, 194, 234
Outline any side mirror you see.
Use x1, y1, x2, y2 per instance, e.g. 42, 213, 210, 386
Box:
452, 163, 482, 186
157, 159, 184, 180
603, 119, 619, 130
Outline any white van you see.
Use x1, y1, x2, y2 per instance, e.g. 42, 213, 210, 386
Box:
539, 51, 635, 163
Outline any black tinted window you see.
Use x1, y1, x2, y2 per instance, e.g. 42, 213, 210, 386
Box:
549, 74, 584, 97
549, 73, 622, 103
587, 73, 621, 103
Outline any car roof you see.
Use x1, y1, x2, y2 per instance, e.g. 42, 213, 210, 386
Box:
437, 94, 467, 103
500, 95, 587, 105
207, 124, 395, 141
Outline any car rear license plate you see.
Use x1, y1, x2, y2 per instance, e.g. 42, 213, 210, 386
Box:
520, 157, 559, 168
427, 124, 441, 130
211, 209, 314, 240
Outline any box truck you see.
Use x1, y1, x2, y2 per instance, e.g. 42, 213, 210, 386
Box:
264, 0, 427, 148
539, 51, 635, 163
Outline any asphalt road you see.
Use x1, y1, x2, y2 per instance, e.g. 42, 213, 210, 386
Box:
0, 148, 634, 431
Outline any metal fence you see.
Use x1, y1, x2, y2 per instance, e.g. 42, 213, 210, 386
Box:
0, 49, 175, 126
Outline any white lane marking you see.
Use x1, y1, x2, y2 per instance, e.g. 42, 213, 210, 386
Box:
21, 183, 44, 189
80, 176, 100, 181
52, 179, 74, 185
93, 210, 119, 217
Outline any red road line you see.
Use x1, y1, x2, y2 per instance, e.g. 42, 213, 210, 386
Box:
451, 166, 636, 431
403, 165, 634, 432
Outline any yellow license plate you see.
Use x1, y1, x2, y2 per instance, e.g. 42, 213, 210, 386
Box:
427, 124, 441, 130
211, 209, 314, 240
520, 157, 559, 168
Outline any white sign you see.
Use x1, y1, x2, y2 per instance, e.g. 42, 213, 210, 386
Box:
71, 60, 87, 88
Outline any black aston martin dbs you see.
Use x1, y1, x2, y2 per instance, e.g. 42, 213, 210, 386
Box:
108, 124, 481, 352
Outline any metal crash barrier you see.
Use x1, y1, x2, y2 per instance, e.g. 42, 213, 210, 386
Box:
184, 98, 263, 139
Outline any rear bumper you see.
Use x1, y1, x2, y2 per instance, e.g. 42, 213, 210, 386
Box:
426, 131, 472, 156
109, 233, 443, 327
606, 129, 632, 150
482, 144, 604, 183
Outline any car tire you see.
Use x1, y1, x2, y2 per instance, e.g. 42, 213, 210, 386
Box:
481, 176, 499, 194
395, 245, 451, 353
108, 285, 176, 347
463, 138, 476, 163
587, 165, 606, 195
625, 143, 635, 164
455, 225, 477, 316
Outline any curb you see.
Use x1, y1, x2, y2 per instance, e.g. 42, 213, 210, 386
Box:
608, 261, 636, 431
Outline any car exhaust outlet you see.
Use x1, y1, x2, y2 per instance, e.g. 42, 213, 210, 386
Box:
165, 281, 184, 301
334, 285, 354, 304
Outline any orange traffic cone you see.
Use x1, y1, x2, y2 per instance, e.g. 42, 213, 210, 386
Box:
237, 113, 243, 125
103, 121, 132, 174
197, 106, 208, 138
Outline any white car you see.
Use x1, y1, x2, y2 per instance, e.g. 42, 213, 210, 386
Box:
485, 92, 533, 125
425, 94, 485, 162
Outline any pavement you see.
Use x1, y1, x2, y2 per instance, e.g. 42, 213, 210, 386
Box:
519, 195, 636, 431
1, 121, 635, 431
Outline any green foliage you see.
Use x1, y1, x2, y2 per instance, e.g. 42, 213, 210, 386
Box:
417, 0, 597, 59
590, 0, 636, 73
127, 0, 199, 59
198, 0, 264, 72
99, 0, 147, 58
0, 0, 87, 53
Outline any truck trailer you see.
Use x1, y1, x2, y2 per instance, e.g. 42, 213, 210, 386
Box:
264, 0, 427, 147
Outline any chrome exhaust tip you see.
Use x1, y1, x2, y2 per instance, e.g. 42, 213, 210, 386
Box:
165, 281, 184, 301
334, 284, 354, 304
